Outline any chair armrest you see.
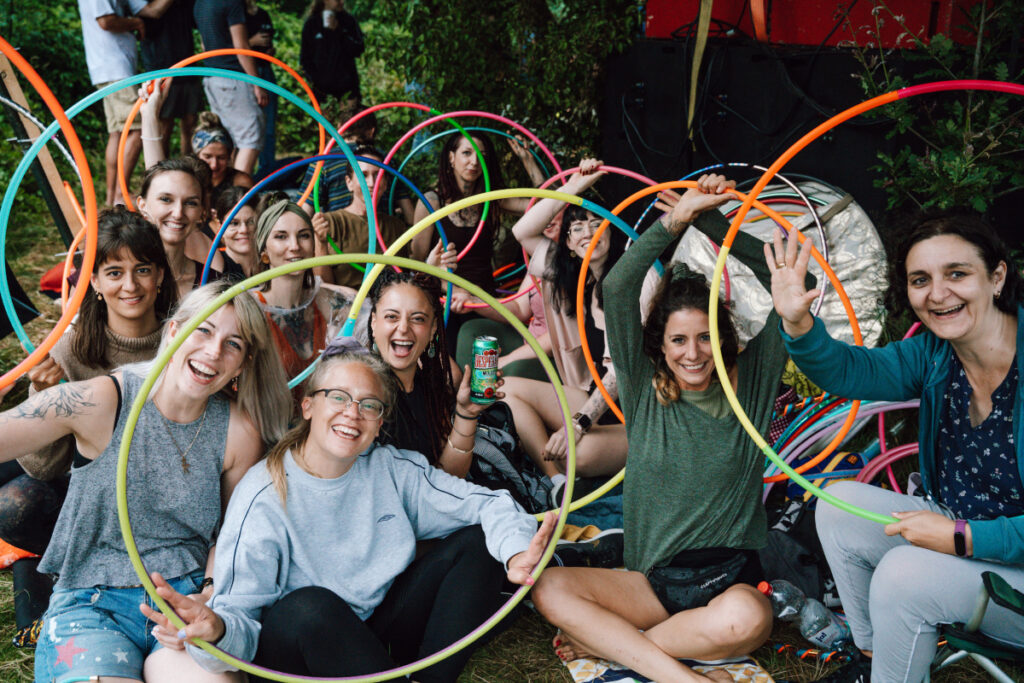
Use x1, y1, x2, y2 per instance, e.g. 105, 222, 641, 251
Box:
983, 571, 1024, 617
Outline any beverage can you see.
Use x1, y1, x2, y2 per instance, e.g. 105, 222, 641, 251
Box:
470, 336, 500, 404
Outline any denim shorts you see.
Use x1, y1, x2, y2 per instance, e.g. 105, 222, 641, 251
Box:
34, 569, 205, 683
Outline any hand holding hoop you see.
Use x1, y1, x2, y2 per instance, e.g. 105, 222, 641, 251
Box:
664, 174, 735, 233
506, 511, 559, 586
766, 227, 820, 337
140, 571, 225, 645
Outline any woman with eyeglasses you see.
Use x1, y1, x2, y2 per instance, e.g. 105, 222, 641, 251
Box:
498, 159, 628, 496
143, 346, 557, 682
211, 186, 259, 280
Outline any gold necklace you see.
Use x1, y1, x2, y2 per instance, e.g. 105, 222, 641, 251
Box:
159, 406, 208, 474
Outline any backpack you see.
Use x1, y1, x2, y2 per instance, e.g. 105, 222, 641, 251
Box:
758, 498, 841, 608
468, 401, 552, 514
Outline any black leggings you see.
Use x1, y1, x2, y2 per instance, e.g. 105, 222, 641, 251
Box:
253, 526, 505, 683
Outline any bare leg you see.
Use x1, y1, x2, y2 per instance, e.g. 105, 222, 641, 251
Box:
144, 647, 245, 682
105, 131, 120, 206
533, 567, 742, 682
113, 131, 143, 206
503, 377, 628, 477
234, 147, 259, 176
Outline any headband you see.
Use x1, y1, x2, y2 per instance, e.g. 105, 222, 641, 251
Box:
255, 199, 314, 255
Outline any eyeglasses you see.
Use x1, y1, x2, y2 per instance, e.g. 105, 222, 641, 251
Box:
568, 219, 603, 236
310, 388, 386, 420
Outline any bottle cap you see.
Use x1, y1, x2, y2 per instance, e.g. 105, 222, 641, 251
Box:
757, 580, 770, 595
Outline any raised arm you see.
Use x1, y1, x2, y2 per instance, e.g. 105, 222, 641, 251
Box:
511, 158, 604, 257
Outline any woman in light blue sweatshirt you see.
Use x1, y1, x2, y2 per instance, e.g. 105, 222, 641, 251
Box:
143, 346, 556, 682
769, 211, 1024, 683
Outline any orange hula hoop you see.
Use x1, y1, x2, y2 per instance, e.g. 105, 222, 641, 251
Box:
117, 48, 325, 211
575, 180, 865, 482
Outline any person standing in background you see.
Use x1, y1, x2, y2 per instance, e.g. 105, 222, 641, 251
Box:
300, 0, 364, 106
79, 0, 175, 206
245, 0, 278, 175
193, 0, 267, 176
138, 0, 203, 157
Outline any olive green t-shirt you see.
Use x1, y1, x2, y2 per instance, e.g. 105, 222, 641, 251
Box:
604, 212, 788, 573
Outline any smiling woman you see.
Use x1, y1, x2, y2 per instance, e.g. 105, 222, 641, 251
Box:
0, 207, 178, 646
774, 210, 1024, 683
140, 349, 555, 682
250, 198, 363, 384
0, 281, 290, 683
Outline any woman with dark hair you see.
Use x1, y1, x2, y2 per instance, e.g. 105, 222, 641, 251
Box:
211, 185, 259, 279
771, 210, 1024, 683
368, 269, 498, 477
191, 112, 254, 196
498, 160, 627, 489
0, 207, 177, 646
0, 281, 291, 683
142, 349, 556, 682
531, 175, 786, 681
137, 156, 226, 296
410, 132, 545, 355
250, 198, 360, 383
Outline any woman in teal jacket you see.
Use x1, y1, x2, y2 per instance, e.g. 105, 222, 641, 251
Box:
770, 211, 1024, 683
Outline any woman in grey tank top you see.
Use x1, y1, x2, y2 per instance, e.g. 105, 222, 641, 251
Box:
0, 281, 290, 683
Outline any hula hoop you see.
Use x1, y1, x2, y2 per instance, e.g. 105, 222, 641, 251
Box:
335, 188, 641, 515
376, 110, 563, 259
0, 66, 355, 355
117, 48, 326, 211
118, 254, 575, 682
59, 182, 89, 310
573, 181, 863, 510
388, 125, 552, 213
0, 36, 97, 389
462, 164, 660, 311
201, 153, 455, 388
709, 79, 1024, 524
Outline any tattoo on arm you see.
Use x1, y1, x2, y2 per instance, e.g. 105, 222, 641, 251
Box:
580, 371, 617, 423
5, 383, 96, 422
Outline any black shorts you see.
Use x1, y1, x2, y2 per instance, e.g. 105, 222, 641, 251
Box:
159, 76, 203, 119
646, 547, 764, 615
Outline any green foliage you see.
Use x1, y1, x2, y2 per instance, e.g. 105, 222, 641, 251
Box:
365, 0, 639, 159
848, 1, 1024, 213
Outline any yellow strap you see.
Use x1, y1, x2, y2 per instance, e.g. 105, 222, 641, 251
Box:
687, 0, 714, 142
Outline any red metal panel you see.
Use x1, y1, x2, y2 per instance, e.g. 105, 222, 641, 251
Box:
644, 0, 979, 48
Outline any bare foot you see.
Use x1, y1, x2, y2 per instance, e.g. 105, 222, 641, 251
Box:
552, 631, 593, 662
703, 669, 734, 682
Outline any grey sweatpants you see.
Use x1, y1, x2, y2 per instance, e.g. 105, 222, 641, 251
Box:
816, 481, 1024, 683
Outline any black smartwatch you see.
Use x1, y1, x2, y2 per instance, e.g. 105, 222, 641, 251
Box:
572, 412, 592, 435
954, 519, 968, 557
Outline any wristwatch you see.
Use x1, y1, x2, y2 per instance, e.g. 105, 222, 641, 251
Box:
572, 412, 592, 435
953, 519, 968, 557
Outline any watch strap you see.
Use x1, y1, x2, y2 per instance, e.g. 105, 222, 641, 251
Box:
954, 519, 968, 557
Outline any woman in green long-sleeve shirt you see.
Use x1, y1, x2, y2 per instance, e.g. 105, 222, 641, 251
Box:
532, 175, 784, 681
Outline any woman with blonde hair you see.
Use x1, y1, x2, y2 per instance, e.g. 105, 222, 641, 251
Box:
142, 345, 556, 681
0, 281, 290, 683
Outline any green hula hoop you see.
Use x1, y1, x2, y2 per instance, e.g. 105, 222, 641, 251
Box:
118, 254, 576, 682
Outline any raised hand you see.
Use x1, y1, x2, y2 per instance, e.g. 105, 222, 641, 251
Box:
664, 174, 736, 235
455, 365, 504, 418
23, 345, 65, 392
426, 239, 458, 271
506, 510, 559, 586
139, 572, 225, 646
562, 158, 606, 194
764, 227, 820, 337
311, 212, 330, 243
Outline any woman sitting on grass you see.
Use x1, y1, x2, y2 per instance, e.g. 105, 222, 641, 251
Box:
533, 175, 793, 681
143, 347, 556, 682
0, 281, 289, 683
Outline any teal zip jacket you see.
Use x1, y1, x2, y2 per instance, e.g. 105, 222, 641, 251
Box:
782, 308, 1024, 563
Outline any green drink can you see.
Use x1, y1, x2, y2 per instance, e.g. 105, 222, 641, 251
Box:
470, 335, 500, 404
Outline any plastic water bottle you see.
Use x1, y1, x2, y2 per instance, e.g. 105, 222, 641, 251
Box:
759, 580, 851, 649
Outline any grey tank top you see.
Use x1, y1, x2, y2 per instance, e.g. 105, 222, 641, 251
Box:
40, 367, 230, 590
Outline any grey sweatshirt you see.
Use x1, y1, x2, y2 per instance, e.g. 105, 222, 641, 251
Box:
191, 444, 537, 672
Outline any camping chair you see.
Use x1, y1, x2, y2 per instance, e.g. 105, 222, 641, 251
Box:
925, 571, 1024, 683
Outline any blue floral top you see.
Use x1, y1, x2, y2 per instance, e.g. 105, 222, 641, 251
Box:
936, 353, 1024, 520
